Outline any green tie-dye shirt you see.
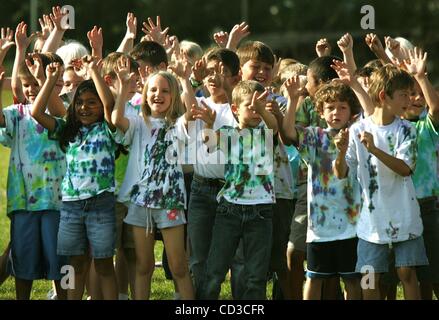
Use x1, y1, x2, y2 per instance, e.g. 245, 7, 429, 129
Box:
0, 104, 65, 215
412, 114, 439, 199
216, 124, 276, 205
50, 119, 116, 201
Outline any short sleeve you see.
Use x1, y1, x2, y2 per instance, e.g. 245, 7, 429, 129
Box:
2, 106, 18, 138
395, 122, 417, 170
120, 115, 141, 146
296, 126, 316, 163
47, 117, 66, 140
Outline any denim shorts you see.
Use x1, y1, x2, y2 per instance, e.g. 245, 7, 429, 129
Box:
10, 210, 67, 280
57, 192, 116, 259
355, 237, 429, 273
124, 203, 187, 233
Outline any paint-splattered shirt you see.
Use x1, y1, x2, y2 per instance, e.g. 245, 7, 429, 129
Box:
216, 124, 276, 205
0, 104, 65, 214
297, 126, 360, 242
412, 114, 439, 199
345, 117, 423, 244
120, 115, 187, 210
50, 119, 116, 201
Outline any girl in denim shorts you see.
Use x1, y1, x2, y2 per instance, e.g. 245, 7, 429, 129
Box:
112, 58, 194, 299
31, 57, 118, 300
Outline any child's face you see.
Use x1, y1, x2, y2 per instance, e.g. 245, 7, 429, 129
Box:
320, 100, 352, 130
205, 60, 233, 99
232, 93, 262, 128
305, 69, 320, 97
147, 74, 171, 118
403, 83, 426, 120
75, 91, 104, 126
62, 69, 83, 94
21, 76, 40, 103
384, 88, 411, 117
240, 59, 273, 87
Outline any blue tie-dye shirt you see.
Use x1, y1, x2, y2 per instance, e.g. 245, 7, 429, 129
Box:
50, 118, 116, 201
0, 104, 65, 214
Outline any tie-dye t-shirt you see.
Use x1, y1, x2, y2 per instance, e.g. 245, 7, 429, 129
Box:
121, 115, 187, 210
50, 119, 116, 201
216, 124, 276, 205
0, 104, 65, 215
345, 117, 423, 244
297, 126, 360, 242
114, 100, 141, 195
412, 115, 439, 199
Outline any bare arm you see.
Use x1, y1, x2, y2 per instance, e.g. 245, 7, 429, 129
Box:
282, 76, 301, 145
337, 33, 357, 74
116, 13, 137, 53
0, 69, 6, 127
87, 26, 103, 60
111, 56, 133, 133
333, 128, 349, 178
404, 47, 439, 125
42, 6, 68, 53
30, 63, 60, 132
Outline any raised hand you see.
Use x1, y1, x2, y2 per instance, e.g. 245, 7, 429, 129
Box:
168, 50, 192, 79
125, 12, 137, 40
337, 33, 353, 53
359, 131, 376, 153
164, 35, 179, 58
284, 75, 302, 99
227, 21, 250, 50
384, 36, 400, 56
404, 47, 427, 77
37, 15, 53, 41
248, 90, 269, 115
81, 55, 101, 71
213, 31, 228, 48
365, 33, 384, 53
25, 53, 45, 81
331, 59, 354, 85
115, 56, 136, 88
15, 22, 36, 51
272, 55, 282, 78
49, 6, 69, 31
334, 128, 349, 153
87, 26, 103, 51
0, 27, 14, 53
191, 101, 216, 127
45, 62, 63, 81
141, 16, 169, 45
316, 38, 331, 57
192, 57, 207, 82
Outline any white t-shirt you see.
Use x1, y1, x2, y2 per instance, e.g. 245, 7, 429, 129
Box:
186, 97, 237, 179
116, 115, 187, 209
346, 117, 423, 244
273, 143, 295, 200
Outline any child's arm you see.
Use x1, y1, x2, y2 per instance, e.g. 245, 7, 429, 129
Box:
331, 59, 375, 116
281, 76, 301, 145
26, 53, 65, 118
404, 48, 439, 125
0, 67, 5, 127
116, 13, 137, 53
191, 100, 217, 150
0, 27, 14, 66
251, 90, 278, 134
12, 22, 36, 103
87, 26, 103, 60
83, 56, 115, 130
315, 38, 331, 57
213, 31, 228, 48
111, 56, 135, 133
337, 33, 357, 74
333, 128, 350, 178
42, 6, 68, 53
30, 63, 61, 132
365, 33, 392, 65
360, 131, 412, 176
226, 22, 250, 52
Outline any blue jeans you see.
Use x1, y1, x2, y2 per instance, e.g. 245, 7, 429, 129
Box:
200, 200, 273, 300
187, 176, 223, 298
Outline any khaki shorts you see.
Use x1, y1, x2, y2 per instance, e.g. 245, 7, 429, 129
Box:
288, 183, 307, 253
115, 202, 135, 249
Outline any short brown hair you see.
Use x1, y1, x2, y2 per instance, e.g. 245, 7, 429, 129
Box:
101, 52, 139, 79
368, 64, 414, 105
236, 41, 275, 67
314, 81, 361, 116
232, 80, 265, 107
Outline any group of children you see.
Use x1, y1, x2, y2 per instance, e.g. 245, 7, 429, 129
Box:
0, 7, 438, 300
